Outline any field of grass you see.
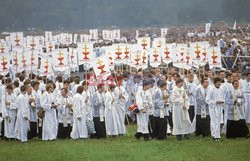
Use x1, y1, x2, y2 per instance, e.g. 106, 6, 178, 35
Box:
0, 125, 250, 161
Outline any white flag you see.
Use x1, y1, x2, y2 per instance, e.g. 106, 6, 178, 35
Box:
39, 56, 53, 76
160, 44, 173, 64
149, 48, 161, 68
137, 37, 151, 50
52, 49, 69, 69
208, 47, 222, 69
161, 28, 168, 38
77, 43, 94, 65
91, 56, 111, 79
205, 23, 211, 35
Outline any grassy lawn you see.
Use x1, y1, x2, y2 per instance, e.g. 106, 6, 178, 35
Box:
0, 125, 249, 161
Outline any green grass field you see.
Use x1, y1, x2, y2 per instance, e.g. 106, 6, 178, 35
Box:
0, 125, 249, 161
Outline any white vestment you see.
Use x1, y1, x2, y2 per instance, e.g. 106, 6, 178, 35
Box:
71, 93, 88, 139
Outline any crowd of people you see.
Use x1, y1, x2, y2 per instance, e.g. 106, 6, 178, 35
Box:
0, 66, 250, 142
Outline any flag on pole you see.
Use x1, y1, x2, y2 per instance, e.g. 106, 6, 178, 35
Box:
160, 44, 173, 64
52, 49, 69, 69
91, 56, 111, 79
137, 37, 151, 50
149, 48, 161, 68
208, 47, 222, 69
77, 43, 94, 65
161, 28, 168, 38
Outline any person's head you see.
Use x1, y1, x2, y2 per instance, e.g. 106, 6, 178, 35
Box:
61, 88, 68, 97
176, 78, 184, 88
201, 77, 209, 88
82, 81, 88, 91
56, 75, 63, 83
188, 73, 194, 82
213, 77, 222, 88
97, 84, 104, 93
24, 79, 31, 86
19, 74, 25, 82
20, 85, 27, 94
226, 72, 233, 83
143, 80, 151, 90
232, 71, 238, 81
172, 73, 180, 81
13, 80, 19, 88
206, 70, 213, 78
6, 84, 13, 95
155, 68, 161, 77
246, 72, 250, 81
31, 81, 40, 91
74, 77, 80, 85
236, 70, 242, 79
108, 84, 116, 92
157, 80, 167, 90
76, 86, 84, 94
63, 80, 70, 89
219, 70, 226, 80
122, 73, 128, 81
46, 84, 54, 93
232, 80, 239, 89
27, 86, 33, 94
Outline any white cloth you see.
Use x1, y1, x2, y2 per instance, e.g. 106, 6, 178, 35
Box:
206, 85, 225, 139
114, 86, 128, 135
105, 91, 119, 136
71, 93, 88, 139
2, 93, 17, 138
171, 86, 194, 135
14, 93, 30, 142
242, 80, 250, 123
40, 92, 56, 141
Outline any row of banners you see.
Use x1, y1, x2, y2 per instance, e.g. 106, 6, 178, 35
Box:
0, 30, 221, 79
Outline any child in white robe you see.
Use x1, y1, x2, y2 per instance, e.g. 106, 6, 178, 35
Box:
14, 85, 30, 142
105, 85, 119, 136
206, 77, 225, 141
71, 86, 88, 139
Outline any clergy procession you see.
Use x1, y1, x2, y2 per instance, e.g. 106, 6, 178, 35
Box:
0, 27, 250, 143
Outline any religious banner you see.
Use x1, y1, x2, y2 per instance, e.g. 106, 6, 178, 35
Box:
104, 46, 115, 71
39, 56, 53, 76
208, 47, 222, 69
45, 31, 53, 42
173, 44, 187, 68
205, 23, 211, 35
12, 49, 29, 73
152, 38, 166, 48
183, 47, 193, 70
102, 30, 113, 41
46, 41, 55, 55
73, 34, 78, 44
26, 50, 39, 72
10, 32, 24, 48
77, 43, 94, 65
131, 47, 142, 70
26, 36, 40, 51
68, 48, 78, 68
112, 30, 121, 40
52, 49, 69, 69
122, 44, 131, 64
91, 56, 111, 79
141, 49, 148, 69
112, 44, 124, 64
190, 42, 203, 68
90, 29, 98, 40
160, 43, 173, 64
149, 48, 161, 68
200, 42, 210, 66
161, 28, 168, 38
0, 50, 10, 75
137, 37, 151, 50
